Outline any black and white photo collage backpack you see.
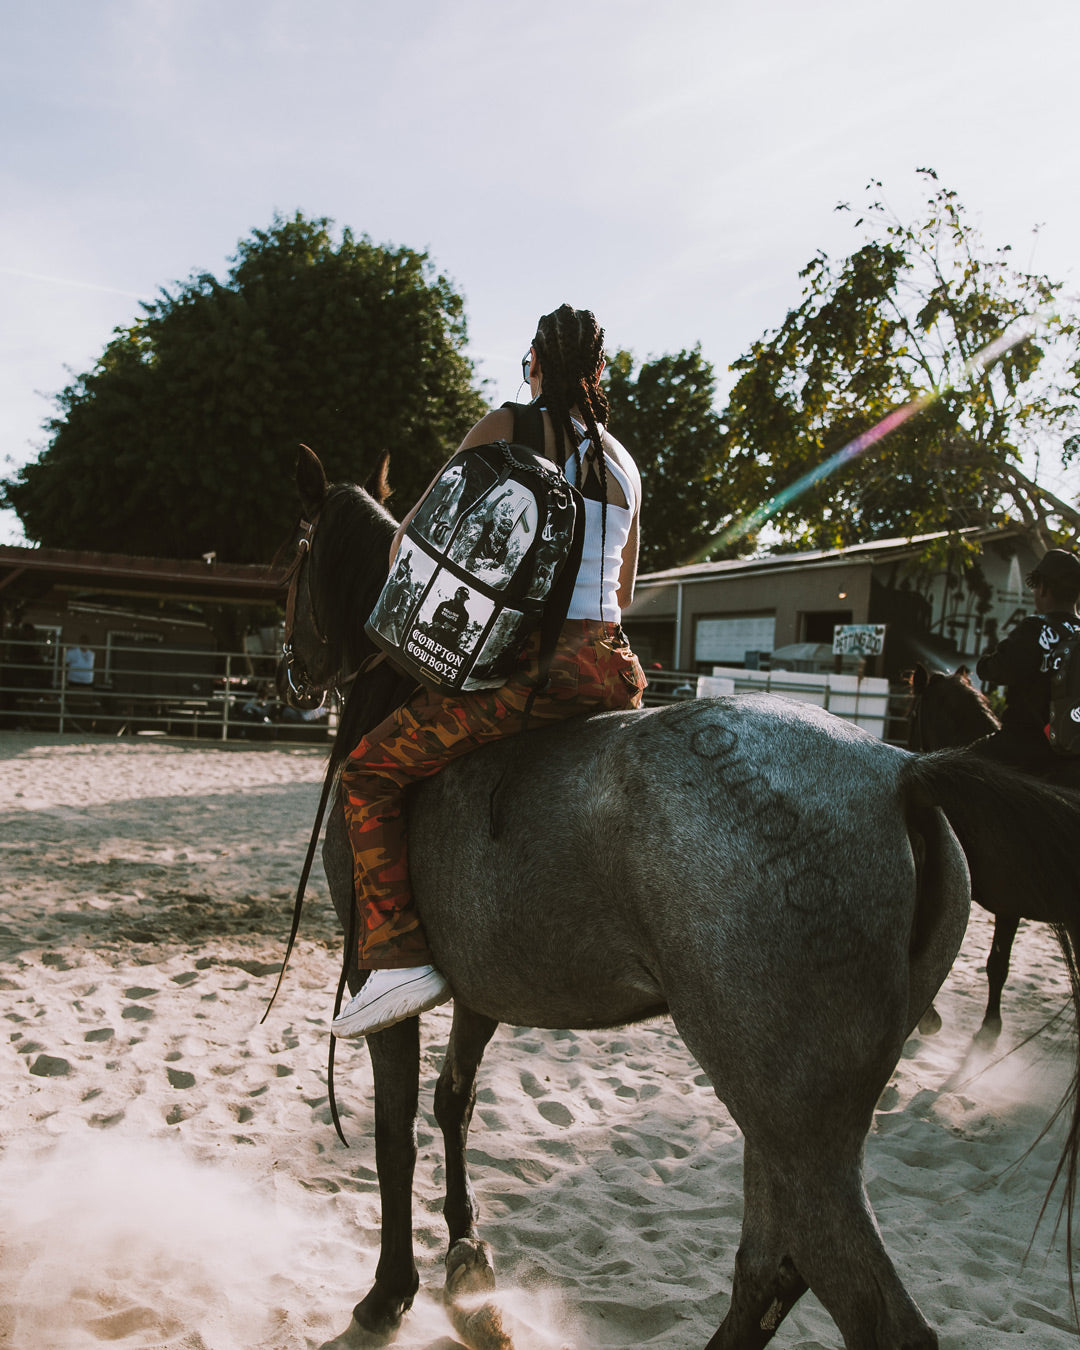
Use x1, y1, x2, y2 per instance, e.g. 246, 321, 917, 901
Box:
366, 402, 584, 693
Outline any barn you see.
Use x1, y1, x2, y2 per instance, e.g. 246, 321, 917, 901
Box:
623, 525, 1039, 683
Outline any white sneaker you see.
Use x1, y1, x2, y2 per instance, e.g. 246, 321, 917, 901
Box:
331, 965, 452, 1038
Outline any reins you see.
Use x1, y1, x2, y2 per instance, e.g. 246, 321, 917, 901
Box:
265, 515, 349, 1020
260, 737, 340, 1023
265, 506, 394, 1146
260, 651, 387, 1147
281, 517, 330, 708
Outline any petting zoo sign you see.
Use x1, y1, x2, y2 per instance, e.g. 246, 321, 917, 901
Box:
833, 624, 886, 657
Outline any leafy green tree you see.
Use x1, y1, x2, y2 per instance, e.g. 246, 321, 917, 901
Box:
604, 346, 737, 572
2, 214, 486, 562
720, 171, 1080, 558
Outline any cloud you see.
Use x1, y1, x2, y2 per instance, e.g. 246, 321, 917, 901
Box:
0, 266, 146, 300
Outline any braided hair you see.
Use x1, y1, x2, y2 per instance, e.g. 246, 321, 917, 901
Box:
532, 304, 609, 474
533, 306, 614, 614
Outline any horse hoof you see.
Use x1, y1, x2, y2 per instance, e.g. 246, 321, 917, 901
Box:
917, 1005, 943, 1035
975, 1017, 1002, 1046
445, 1239, 514, 1350
446, 1238, 498, 1296
323, 1277, 417, 1348
319, 1316, 397, 1349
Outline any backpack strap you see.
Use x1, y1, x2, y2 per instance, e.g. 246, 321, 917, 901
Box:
501, 399, 545, 456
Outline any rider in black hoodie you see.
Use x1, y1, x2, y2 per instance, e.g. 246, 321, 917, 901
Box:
975, 548, 1080, 771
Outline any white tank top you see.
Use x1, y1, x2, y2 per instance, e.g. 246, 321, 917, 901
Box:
559, 421, 640, 623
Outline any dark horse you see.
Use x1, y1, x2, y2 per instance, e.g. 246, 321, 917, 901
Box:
908, 662, 1080, 1033
280, 447, 1080, 1350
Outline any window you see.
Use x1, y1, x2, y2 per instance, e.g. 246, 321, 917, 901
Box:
801, 610, 852, 644
105, 630, 163, 685
694, 615, 776, 667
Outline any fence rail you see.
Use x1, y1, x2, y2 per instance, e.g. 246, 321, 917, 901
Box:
642, 667, 912, 746
2, 639, 912, 747
0, 638, 333, 743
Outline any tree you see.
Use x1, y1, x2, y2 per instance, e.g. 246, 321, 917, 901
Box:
720, 171, 1080, 560
1, 214, 486, 563
604, 346, 738, 573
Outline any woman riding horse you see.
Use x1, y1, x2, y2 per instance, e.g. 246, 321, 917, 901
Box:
332, 304, 649, 1038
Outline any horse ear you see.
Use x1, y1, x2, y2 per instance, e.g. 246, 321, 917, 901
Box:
364, 451, 392, 505
911, 663, 929, 695
955, 665, 971, 684
296, 444, 329, 518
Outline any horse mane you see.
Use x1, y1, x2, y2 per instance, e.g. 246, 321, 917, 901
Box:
905, 663, 1000, 751
312, 479, 419, 758
317, 482, 397, 667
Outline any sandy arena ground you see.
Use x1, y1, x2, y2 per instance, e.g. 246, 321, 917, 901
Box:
1, 730, 1078, 1349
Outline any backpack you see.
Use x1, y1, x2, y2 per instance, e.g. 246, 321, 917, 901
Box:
365, 402, 584, 693
1047, 622, 1080, 756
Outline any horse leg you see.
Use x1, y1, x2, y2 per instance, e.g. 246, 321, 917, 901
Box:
674, 900, 952, 1350
321, 793, 431, 1345
435, 1004, 499, 1246
433, 1005, 513, 1348
704, 1141, 808, 1349
711, 1135, 936, 1350
981, 913, 1020, 1035
790, 1150, 938, 1350
350, 1018, 422, 1336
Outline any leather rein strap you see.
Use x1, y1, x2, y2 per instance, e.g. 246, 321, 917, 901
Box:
281, 518, 330, 706
260, 671, 376, 1150
265, 515, 387, 1145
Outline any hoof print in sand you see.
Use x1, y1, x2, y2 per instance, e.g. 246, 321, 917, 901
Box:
536, 1099, 574, 1128
29, 1053, 72, 1077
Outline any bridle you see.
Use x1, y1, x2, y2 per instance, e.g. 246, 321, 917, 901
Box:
281, 516, 330, 709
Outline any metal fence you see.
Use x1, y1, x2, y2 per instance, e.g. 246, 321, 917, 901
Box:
1, 638, 912, 747
0, 637, 334, 743
642, 667, 913, 746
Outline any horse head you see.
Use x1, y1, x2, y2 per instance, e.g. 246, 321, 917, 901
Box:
906, 662, 999, 752
279, 444, 398, 708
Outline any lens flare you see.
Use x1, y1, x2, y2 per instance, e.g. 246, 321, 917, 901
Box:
705, 324, 1034, 560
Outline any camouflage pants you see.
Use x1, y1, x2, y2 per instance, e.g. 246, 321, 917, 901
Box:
341, 620, 647, 968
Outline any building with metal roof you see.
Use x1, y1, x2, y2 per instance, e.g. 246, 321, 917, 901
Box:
623, 526, 1038, 680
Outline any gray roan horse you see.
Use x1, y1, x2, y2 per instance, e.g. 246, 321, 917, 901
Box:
907, 662, 1080, 1035
279, 446, 1080, 1350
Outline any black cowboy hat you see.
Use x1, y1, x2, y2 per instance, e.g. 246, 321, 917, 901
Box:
1026, 548, 1080, 586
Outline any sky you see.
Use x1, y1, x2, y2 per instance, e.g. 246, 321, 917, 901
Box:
2, 0, 1079, 548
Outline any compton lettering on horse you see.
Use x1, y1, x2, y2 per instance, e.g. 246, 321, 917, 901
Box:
277, 447, 1080, 1350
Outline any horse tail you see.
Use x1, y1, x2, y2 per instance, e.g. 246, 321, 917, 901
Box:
901, 747, 1080, 1303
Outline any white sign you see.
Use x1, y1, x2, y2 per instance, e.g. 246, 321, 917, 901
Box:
833, 624, 886, 657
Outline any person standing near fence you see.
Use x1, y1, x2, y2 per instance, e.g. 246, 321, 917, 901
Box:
64, 634, 99, 730
65, 635, 95, 688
